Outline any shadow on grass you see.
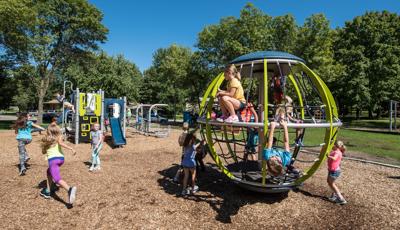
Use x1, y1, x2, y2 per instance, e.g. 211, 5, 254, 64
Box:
37, 180, 73, 209
158, 163, 288, 223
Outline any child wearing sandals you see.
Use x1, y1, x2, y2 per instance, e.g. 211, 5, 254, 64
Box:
181, 133, 200, 196
13, 113, 46, 176
327, 140, 347, 205
40, 123, 77, 205
216, 64, 246, 123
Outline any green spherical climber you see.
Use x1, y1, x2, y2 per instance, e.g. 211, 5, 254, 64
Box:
197, 51, 342, 193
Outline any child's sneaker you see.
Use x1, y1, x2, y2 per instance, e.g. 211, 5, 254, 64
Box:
181, 189, 189, 196
191, 185, 199, 194
94, 166, 101, 171
225, 115, 239, 123
24, 156, 30, 163
40, 188, 51, 199
68, 186, 77, 204
335, 197, 347, 205
216, 114, 228, 122
89, 166, 95, 172
328, 194, 337, 202
19, 168, 26, 176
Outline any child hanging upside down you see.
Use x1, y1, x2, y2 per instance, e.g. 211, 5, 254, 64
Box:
263, 109, 299, 176
216, 64, 246, 123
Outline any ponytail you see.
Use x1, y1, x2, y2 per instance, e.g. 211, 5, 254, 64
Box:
225, 64, 241, 80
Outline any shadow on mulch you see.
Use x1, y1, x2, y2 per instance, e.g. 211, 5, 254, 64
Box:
387, 176, 400, 179
293, 188, 329, 202
36, 180, 72, 209
158, 164, 288, 223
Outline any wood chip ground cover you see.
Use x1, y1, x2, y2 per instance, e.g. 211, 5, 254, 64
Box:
0, 129, 399, 229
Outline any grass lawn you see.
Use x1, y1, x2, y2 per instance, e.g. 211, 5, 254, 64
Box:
0, 121, 13, 130
344, 119, 392, 129
299, 128, 400, 161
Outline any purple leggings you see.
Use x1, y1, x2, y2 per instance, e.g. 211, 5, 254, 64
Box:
47, 158, 64, 183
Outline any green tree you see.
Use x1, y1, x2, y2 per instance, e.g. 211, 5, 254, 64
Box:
140, 44, 192, 121
335, 11, 400, 118
295, 14, 341, 84
196, 3, 274, 70
64, 52, 142, 102
271, 14, 298, 53
0, 0, 108, 123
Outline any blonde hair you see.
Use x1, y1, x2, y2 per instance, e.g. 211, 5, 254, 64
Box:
41, 123, 62, 154
182, 122, 189, 131
225, 64, 241, 80
267, 158, 283, 176
335, 140, 346, 153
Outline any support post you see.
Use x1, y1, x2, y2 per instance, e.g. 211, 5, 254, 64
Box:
75, 88, 80, 145
123, 96, 127, 138
100, 90, 105, 132
390, 100, 393, 132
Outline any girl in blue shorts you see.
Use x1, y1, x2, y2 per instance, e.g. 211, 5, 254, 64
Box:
181, 133, 200, 196
40, 123, 77, 205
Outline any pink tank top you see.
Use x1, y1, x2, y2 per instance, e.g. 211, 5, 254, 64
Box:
327, 149, 342, 172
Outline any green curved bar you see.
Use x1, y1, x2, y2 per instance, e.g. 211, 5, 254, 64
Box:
295, 63, 338, 184
200, 73, 224, 116
287, 74, 305, 119
262, 59, 268, 185
205, 74, 234, 178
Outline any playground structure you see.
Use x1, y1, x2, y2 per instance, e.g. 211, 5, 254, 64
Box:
62, 81, 127, 146
197, 51, 341, 193
104, 97, 127, 147
389, 100, 399, 132
132, 104, 170, 138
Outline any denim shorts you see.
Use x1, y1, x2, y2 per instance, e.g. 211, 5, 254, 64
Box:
328, 170, 341, 179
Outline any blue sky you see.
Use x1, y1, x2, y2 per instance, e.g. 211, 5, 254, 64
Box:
89, 0, 400, 72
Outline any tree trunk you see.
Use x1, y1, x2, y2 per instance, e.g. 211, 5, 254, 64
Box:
36, 70, 51, 124
356, 108, 360, 120
368, 108, 373, 119
173, 95, 177, 123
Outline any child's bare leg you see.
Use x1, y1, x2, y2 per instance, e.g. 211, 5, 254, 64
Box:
219, 99, 228, 116
182, 168, 189, 190
46, 170, 52, 192
327, 177, 343, 199
57, 180, 71, 191
191, 168, 196, 187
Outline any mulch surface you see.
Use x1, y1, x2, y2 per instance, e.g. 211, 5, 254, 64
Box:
0, 129, 399, 229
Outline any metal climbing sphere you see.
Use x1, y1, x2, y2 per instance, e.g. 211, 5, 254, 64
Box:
197, 51, 342, 193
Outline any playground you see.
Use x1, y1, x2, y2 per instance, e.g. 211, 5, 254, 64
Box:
0, 129, 398, 228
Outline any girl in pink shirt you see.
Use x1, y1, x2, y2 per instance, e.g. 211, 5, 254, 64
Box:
327, 140, 347, 205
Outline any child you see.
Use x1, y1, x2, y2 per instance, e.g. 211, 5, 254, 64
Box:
263, 109, 299, 177
89, 123, 103, 171
13, 113, 45, 176
40, 123, 77, 205
327, 140, 347, 205
173, 122, 189, 183
181, 133, 199, 196
243, 101, 259, 161
195, 140, 208, 172
216, 64, 246, 123
263, 120, 291, 176
56, 93, 75, 113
